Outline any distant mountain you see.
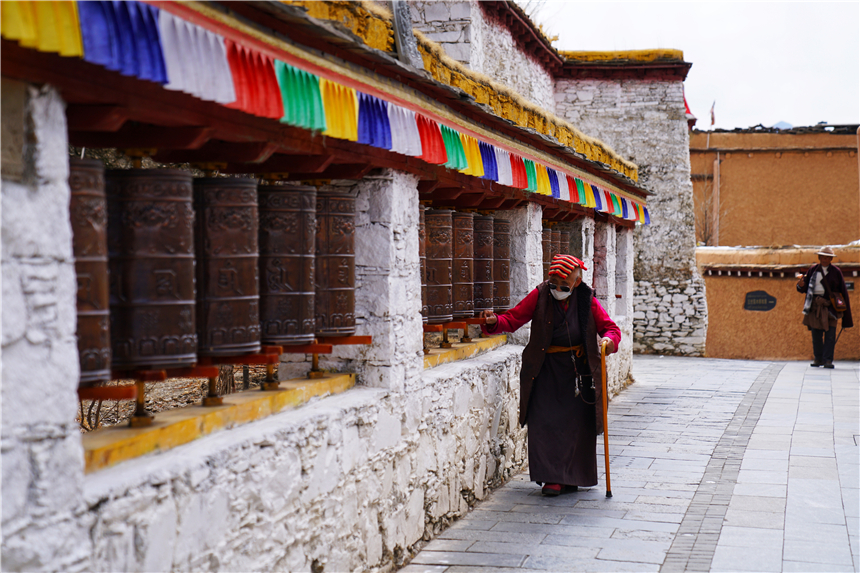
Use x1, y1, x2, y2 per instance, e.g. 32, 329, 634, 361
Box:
771, 121, 793, 130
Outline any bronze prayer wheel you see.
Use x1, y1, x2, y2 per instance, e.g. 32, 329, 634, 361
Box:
193, 178, 261, 356
70, 158, 111, 384
315, 190, 356, 337
258, 184, 316, 345
419, 207, 428, 323
493, 218, 511, 312
106, 169, 197, 370
473, 215, 494, 316
542, 227, 552, 280
425, 209, 453, 324
559, 230, 570, 256
452, 212, 474, 319
551, 230, 561, 263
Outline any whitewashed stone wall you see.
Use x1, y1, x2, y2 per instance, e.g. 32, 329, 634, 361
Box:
555, 78, 707, 355
1, 80, 91, 571
409, 0, 556, 112
84, 345, 527, 572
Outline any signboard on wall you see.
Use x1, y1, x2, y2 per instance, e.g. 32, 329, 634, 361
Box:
744, 290, 777, 311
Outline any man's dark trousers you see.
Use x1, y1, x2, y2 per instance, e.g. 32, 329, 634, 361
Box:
812, 326, 836, 364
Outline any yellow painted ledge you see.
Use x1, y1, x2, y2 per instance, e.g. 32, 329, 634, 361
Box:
424, 334, 507, 369
82, 373, 355, 474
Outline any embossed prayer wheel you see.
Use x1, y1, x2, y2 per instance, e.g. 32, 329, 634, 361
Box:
493, 218, 511, 312
315, 190, 356, 337
542, 227, 552, 280
559, 230, 570, 256
106, 169, 197, 370
70, 158, 111, 384
425, 209, 454, 324
551, 230, 561, 263
452, 212, 474, 319
258, 184, 316, 345
473, 215, 494, 315
193, 178, 261, 356
419, 207, 428, 323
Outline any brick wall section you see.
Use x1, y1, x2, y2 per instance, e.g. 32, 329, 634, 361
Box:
555, 78, 707, 356
1, 79, 92, 571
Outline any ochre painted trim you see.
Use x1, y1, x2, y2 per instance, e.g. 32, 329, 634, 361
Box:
423, 335, 508, 369
560, 49, 685, 63
82, 373, 356, 474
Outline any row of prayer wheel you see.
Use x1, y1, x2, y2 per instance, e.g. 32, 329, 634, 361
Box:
542, 227, 570, 280
69, 159, 355, 385
419, 209, 511, 324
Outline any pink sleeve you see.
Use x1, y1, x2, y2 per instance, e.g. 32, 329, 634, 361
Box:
481, 288, 539, 335
591, 297, 621, 354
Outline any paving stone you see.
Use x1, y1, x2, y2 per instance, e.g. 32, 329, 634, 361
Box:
411, 551, 525, 568
782, 539, 856, 565
400, 565, 449, 573
423, 539, 475, 552
440, 530, 547, 544
710, 544, 783, 572
781, 561, 856, 572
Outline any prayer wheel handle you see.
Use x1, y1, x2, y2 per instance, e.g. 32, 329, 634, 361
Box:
600, 339, 612, 498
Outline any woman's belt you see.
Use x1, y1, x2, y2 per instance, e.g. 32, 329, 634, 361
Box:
546, 345, 585, 357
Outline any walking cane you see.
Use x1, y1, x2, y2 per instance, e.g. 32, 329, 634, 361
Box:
600, 339, 612, 498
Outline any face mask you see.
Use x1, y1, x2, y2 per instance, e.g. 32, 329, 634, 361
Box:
551, 288, 571, 300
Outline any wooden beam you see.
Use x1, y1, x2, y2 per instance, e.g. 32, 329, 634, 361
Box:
223, 153, 335, 174
70, 125, 214, 150
67, 105, 129, 132
153, 141, 280, 164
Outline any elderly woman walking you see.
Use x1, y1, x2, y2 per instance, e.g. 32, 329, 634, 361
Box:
480, 254, 621, 496
796, 247, 853, 368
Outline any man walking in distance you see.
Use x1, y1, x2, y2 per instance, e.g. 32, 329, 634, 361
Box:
796, 246, 853, 369
480, 254, 620, 496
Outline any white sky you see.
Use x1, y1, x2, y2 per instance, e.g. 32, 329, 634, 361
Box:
533, 1, 860, 130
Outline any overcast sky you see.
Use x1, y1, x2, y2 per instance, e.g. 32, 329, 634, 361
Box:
533, 2, 860, 130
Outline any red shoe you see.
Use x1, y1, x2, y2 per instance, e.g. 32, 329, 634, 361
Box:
541, 483, 562, 496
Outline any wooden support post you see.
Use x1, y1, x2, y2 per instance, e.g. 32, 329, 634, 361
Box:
202, 375, 223, 406
129, 380, 153, 427
261, 363, 279, 391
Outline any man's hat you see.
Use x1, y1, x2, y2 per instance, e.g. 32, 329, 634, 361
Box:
816, 246, 836, 257
548, 254, 587, 279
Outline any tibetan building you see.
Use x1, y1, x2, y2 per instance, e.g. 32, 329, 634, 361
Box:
0, 2, 692, 570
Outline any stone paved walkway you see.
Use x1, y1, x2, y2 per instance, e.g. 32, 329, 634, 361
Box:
403, 356, 859, 573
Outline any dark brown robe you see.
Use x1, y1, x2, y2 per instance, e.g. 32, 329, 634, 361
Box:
526, 291, 598, 486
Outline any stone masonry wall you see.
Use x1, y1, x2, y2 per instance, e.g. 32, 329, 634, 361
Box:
554, 78, 707, 355
1, 80, 92, 571
409, 1, 556, 112
84, 345, 527, 572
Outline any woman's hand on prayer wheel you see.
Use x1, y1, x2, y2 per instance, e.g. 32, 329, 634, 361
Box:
480, 310, 498, 325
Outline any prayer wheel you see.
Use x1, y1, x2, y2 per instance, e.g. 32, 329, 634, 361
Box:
70, 158, 111, 384
419, 207, 428, 322
258, 184, 316, 345
424, 209, 453, 324
493, 218, 511, 312
559, 230, 570, 256
452, 212, 474, 319
473, 215, 494, 315
551, 230, 561, 263
315, 190, 356, 337
106, 169, 197, 370
193, 178, 261, 356
542, 227, 552, 280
